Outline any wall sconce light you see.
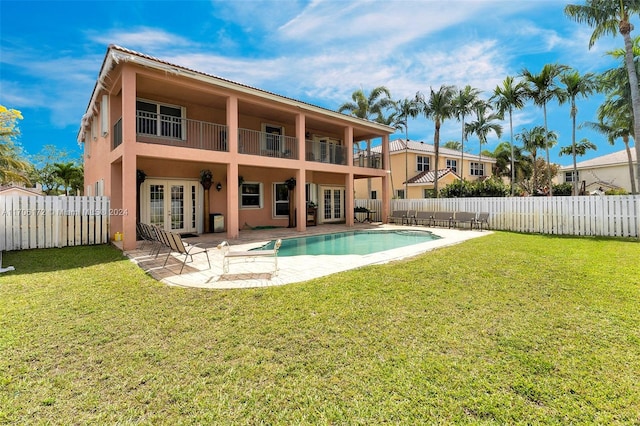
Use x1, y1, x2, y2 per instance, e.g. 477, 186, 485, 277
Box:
216, 182, 223, 192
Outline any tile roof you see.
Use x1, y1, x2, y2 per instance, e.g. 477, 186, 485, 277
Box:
405, 168, 461, 184
371, 139, 496, 163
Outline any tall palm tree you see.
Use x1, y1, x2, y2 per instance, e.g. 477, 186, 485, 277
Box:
452, 85, 482, 179
491, 76, 528, 195
517, 126, 555, 193
465, 101, 503, 175
338, 86, 393, 197
565, 0, 640, 192
393, 97, 421, 198
583, 99, 637, 194
559, 70, 597, 195
53, 162, 82, 196
521, 63, 568, 195
559, 138, 597, 159
415, 85, 457, 197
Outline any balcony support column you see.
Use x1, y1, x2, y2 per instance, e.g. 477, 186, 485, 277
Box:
295, 113, 306, 231
381, 134, 391, 224
120, 65, 138, 250
344, 126, 354, 227
226, 95, 239, 239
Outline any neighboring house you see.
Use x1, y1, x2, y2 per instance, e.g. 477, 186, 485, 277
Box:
79, 45, 394, 250
0, 184, 43, 196
354, 139, 496, 199
557, 147, 637, 194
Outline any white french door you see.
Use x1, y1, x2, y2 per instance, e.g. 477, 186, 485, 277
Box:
319, 186, 344, 223
142, 179, 201, 233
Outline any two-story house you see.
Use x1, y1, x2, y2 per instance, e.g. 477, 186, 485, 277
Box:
79, 45, 394, 250
354, 139, 496, 199
557, 148, 638, 194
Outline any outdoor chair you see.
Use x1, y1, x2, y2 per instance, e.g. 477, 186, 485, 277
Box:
160, 229, 211, 274
432, 211, 455, 228
474, 212, 490, 230
217, 239, 282, 275
414, 211, 435, 227
388, 210, 413, 225
452, 212, 476, 229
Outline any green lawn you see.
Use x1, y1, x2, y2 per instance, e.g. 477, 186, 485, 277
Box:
1, 232, 639, 424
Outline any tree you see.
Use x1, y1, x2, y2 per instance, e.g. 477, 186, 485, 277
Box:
338, 87, 393, 197
565, 0, 640, 193
443, 140, 463, 151
559, 137, 597, 179
521, 63, 568, 195
559, 69, 597, 195
491, 76, 528, 194
393, 97, 421, 197
30, 145, 74, 195
452, 85, 482, 179
0, 105, 31, 185
582, 99, 637, 194
415, 85, 457, 197
465, 101, 503, 165
53, 162, 83, 196
517, 126, 557, 193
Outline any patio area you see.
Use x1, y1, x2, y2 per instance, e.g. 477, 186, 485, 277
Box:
122, 223, 491, 289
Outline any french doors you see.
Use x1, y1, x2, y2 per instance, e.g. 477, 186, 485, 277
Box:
141, 179, 201, 233
319, 186, 344, 223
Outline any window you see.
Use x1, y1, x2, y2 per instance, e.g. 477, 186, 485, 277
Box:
417, 155, 430, 172
446, 159, 457, 173
136, 99, 185, 139
470, 162, 484, 176
262, 123, 284, 153
370, 190, 377, 200
274, 183, 290, 217
396, 189, 405, 199
565, 171, 578, 182
240, 182, 263, 208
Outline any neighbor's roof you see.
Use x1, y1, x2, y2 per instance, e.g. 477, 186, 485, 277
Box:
370, 139, 496, 163
78, 45, 395, 140
405, 168, 461, 184
560, 147, 637, 170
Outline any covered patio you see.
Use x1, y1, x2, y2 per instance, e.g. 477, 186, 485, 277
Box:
120, 223, 491, 289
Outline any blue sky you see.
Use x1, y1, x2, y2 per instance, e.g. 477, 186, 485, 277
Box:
1, 0, 636, 167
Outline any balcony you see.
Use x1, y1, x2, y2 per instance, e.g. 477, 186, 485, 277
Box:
136, 111, 228, 152
238, 128, 298, 159
111, 111, 381, 168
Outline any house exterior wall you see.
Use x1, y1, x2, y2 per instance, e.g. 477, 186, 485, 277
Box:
80, 46, 393, 250
354, 146, 494, 199
561, 164, 635, 193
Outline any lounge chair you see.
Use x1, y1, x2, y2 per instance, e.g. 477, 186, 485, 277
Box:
160, 229, 211, 274
217, 239, 282, 275
452, 212, 476, 229
432, 211, 455, 228
414, 211, 435, 227
388, 210, 414, 225
474, 212, 490, 230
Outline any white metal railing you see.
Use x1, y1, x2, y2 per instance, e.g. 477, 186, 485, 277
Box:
135, 111, 228, 152
305, 140, 347, 164
238, 128, 298, 159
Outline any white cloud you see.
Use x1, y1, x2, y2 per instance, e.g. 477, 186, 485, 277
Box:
88, 27, 192, 51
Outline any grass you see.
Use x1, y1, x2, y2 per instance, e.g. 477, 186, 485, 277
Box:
1, 232, 639, 424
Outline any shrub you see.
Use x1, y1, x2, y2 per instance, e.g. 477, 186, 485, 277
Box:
440, 177, 509, 198
552, 182, 573, 196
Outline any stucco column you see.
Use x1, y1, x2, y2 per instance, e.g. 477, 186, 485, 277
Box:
344, 126, 355, 227
226, 95, 239, 238
296, 113, 306, 231
121, 65, 138, 251
381, 134, 391, 224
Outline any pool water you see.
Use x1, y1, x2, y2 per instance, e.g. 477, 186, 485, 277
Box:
253, 230, 441, 257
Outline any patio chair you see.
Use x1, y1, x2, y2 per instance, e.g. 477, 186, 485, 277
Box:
474, 212, 490, 230
414, 211, 434, 227
388, 210, 413, 225
432, 211, 455, 228
452, 212, 476, 229
161, 230, 211, 274
217, 239, 282, 275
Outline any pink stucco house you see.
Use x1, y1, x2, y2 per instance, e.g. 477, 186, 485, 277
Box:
79, 45, 393, 250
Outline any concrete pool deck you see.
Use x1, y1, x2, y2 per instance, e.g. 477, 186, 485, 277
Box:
123, 223, 492, 289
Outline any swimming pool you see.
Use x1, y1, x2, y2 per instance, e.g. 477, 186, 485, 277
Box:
253, 229, 441, 256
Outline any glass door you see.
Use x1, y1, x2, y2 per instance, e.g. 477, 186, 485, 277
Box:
143, 179, 200, 233
320, 186, 344, 223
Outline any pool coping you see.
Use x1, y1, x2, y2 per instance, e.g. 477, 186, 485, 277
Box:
124, 224, 492, 289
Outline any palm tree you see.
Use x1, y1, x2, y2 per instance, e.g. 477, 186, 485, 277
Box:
517, 126, 555, 193
559, 138, 597, 161
491, 76, 528, 195
452, 85, 482, 179
338, 86, 393, 197
565, 0, 640, 192
521, 63, 568, 196
582, 99, 637, 194
559, 69, 597, 195
415, 85, 457, 197
53, 162, 82, 196
443, 140, 463, 150
393, 97, 421, 198
465, 101, 503, 174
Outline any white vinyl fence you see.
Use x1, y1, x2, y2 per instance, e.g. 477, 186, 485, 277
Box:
356, 195, 640, 238
0, 196, 110, 251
